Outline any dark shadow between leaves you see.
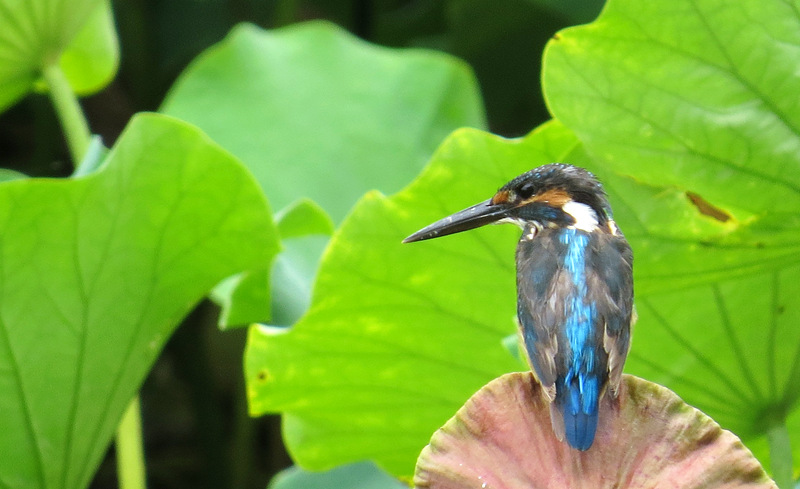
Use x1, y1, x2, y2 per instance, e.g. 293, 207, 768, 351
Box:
415, 372, 776, 489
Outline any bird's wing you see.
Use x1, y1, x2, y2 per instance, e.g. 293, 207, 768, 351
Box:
587, 231, 634, 397
516, 236, 563, 402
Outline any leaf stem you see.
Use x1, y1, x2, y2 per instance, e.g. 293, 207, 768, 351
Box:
116, 396, 148, 489
766, 422, 793, 489
42, 62, 92, 165
72, 135, 108, 177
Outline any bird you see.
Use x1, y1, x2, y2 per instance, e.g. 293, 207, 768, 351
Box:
403, 163, 634, 451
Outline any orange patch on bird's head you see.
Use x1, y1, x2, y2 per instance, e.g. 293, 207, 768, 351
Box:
491, 189, 511, 205
529, 188, 572, 206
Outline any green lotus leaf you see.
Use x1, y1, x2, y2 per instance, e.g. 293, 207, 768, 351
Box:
543, 0, 800, 473
0, 113, 278, 488
0, 0, 117, 112
162, 20, 486, 222
162, 20, 486, 327
245, 122, 575, 475
276, 199, 334, 240
543, 0, 800, 290
57, 1, 119, 96
248, 0, 800, 479
247, 115, 800, 479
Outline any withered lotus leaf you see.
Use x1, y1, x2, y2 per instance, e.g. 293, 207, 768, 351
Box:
415, 372, 775, 489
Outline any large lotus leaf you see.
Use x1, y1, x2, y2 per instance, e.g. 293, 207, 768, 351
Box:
625, 269, 800, 472
246, 122, 579, 475
543, 0, 800, 291
527, 135, 800, 472
162, 20, 485, 327
247, 113, 800, 478
542, 0, 800, 472
0, 113, 278, 489
0, 0, 117, 112
161, 20, 486, 222
415, 372, 776, 489
542, 141, 800, 471
246, 0, 800, 477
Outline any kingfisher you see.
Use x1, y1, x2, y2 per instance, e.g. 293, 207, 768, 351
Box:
403, 163, 634, 451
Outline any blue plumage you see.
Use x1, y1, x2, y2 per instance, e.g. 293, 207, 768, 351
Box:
404, 163, 634, 451
563, 402, 598, 451
560, 229, 601, 450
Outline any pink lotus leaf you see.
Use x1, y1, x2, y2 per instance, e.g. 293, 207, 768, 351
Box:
415, 372, 776, 489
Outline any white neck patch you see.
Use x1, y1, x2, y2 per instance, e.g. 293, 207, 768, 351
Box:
562, 201, 599, 232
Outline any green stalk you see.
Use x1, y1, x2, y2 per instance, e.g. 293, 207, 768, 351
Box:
116, 396, 148, 489
41, 62, 92, 165
767, 422, 794, 489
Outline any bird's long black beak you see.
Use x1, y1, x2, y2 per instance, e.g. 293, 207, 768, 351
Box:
403, 199, 512, 243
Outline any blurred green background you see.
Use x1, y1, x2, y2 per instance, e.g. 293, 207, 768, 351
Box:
0, 1, 604, 487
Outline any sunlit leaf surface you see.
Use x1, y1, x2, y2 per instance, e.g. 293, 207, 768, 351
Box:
248, 118, 800, 477
543, 0, 800, 469
162, 20, 486, 326
245, 125, 576, 475
248, 0, 799, 478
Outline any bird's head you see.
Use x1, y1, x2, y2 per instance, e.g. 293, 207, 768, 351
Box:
403, 163, 613, 243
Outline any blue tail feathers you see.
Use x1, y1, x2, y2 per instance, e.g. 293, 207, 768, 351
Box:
563, 408, 599, 451
561, 374, 600, 451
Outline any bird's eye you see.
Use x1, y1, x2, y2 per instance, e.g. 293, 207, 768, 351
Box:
518, 183, 536, 200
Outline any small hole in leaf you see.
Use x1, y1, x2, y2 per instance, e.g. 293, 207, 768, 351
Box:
686, 192, 731, 222
257, 369, 269, 382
